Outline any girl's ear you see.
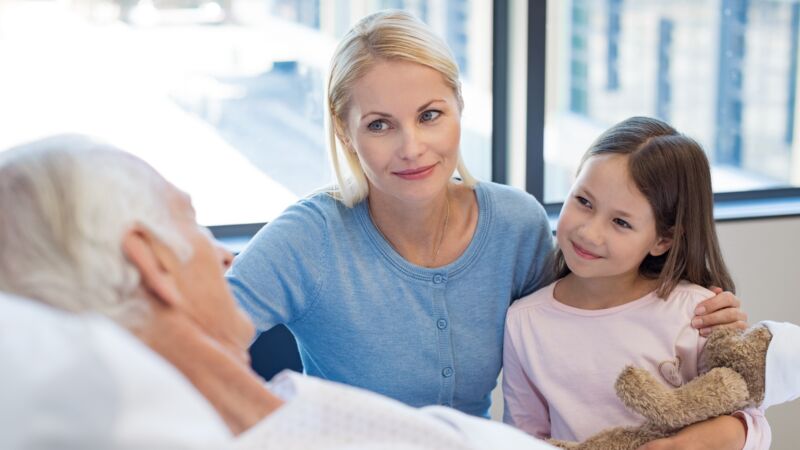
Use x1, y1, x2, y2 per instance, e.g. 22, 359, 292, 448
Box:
650, 235, 673, 257
121, 225, 184, 309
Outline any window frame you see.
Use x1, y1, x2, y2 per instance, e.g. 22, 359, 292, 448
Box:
524, 1, 800, 222
213, 0, 511, 240
212, 0, 800, 243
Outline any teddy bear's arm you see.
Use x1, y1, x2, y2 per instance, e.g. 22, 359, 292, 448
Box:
614, 366, 750, 429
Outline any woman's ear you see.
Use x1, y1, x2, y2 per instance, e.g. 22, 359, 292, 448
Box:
122, 225, 183, 309
334, 121, 356, 154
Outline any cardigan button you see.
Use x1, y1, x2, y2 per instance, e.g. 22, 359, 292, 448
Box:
442, 367, 454, 377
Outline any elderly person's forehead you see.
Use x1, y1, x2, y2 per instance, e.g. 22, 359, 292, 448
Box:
168, 186, 196, 215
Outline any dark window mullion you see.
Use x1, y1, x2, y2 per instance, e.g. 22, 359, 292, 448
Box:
491, 0, 509, 184
526, 0, 547, 202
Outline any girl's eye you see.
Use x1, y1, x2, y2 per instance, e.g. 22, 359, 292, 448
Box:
613, 218, 632, 229
575, 196, 591, 208
420, 110, 441, 123
367, 120, 389, 132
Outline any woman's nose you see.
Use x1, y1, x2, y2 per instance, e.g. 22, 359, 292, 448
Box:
217, 244, 234, 269
398, 129, 426, 160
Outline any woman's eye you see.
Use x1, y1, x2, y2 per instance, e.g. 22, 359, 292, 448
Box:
613, 218, 632, 229
420, 110, 441, 122
367, 120, 388, 132
575, 196, 591, 208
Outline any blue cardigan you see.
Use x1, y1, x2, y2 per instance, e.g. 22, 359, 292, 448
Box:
227, 181, 554, 417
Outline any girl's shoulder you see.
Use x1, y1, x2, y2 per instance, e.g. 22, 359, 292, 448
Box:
508, 280, 558, 316
667, 281, 714, 303
663, 281, 715, 313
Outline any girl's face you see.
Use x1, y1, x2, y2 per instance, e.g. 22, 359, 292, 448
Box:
344, 59, 461, 205
556, 154, 672, 282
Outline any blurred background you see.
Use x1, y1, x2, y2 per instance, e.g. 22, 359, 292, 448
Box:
0, 0, 493, 225
2, 0, 798, 226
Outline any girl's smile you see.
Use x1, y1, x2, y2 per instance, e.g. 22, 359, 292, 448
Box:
571, 241, 602, 260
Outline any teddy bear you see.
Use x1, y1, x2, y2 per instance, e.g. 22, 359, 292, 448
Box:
548, 325, 773, 450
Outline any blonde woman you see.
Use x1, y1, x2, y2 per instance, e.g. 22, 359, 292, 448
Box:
227, 10, 745, 424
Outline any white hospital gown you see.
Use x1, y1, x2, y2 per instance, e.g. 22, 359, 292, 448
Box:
234, 370, 552, 450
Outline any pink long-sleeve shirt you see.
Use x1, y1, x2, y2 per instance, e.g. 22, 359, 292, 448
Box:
503, 280, 770, 449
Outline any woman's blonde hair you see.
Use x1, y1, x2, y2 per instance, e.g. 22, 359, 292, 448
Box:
326, 10, 477, 207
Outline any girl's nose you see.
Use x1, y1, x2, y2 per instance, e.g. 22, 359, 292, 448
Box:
577, 220, 604, 246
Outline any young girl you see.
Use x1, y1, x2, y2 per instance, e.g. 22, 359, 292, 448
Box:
502, 117, 770, 449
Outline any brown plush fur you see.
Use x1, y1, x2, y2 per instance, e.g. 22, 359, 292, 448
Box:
548, 327, 773, 450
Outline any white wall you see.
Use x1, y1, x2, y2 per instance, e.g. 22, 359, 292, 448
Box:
717, 216, 800, 449
490, 215, 800, 448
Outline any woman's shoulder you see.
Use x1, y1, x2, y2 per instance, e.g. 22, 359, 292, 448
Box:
271, 190, 353, 227
243, 191, 355, 252
477, 181, 548, 225
478, 181, 541, 205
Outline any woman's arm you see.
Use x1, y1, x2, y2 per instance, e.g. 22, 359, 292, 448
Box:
636, 415, 746, 450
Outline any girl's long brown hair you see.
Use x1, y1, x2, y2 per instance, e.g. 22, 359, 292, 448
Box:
551, 116, 734, 298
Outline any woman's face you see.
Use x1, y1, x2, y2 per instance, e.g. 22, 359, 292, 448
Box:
344, 59, 462, 205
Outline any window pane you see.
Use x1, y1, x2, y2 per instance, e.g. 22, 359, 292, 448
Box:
544, 0, 800, 204
0, 0, 492, 225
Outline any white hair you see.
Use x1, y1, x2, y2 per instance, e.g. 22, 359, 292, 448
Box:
0, 135, 191, 327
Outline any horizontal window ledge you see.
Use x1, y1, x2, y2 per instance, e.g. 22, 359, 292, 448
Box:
217, 196, 800, 254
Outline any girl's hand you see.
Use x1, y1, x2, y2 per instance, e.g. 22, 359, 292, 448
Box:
635, 415, 746, 450
692, 287, 748, 337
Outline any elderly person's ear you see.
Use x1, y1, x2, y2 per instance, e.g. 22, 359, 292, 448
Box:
122, 225, 184, 309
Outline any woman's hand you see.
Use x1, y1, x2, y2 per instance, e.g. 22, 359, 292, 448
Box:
693, 287, 748, 337
635, 415, 746, 450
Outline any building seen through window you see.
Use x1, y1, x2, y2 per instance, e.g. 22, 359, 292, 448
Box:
545, 0, 800, 203
0, 0, 492, 226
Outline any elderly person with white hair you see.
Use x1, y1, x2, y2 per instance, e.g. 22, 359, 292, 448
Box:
0, 134, 559, 449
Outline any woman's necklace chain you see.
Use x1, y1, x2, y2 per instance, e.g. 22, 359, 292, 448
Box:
369, 193, 450, 268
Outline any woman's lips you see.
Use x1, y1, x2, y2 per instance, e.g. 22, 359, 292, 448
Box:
393, 164, 436, 180
572, 242, 601, 260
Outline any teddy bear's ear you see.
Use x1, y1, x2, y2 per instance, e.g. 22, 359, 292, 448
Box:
703, 326, 772, 407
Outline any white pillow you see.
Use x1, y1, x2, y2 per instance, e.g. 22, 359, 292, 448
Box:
0, 292, 232, 450
761, 320, 800, 409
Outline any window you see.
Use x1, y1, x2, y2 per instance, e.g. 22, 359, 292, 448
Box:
3, 0, 796, 232
0, 0, 493, 227
542, 0, 800, 205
